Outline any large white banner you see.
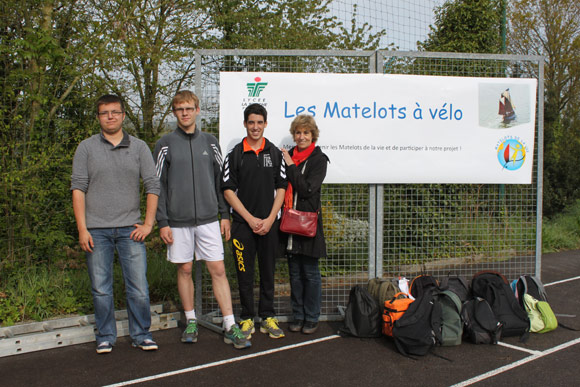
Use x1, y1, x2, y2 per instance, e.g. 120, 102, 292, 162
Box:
219, 72, 537, 184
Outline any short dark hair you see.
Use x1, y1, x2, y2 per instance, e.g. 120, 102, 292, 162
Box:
244, 103, 267, 122
96, 94, 125, 114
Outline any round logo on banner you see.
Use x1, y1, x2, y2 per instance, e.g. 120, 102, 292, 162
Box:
497, 139, 526, 171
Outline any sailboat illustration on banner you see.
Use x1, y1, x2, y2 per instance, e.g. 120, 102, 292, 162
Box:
498, 88, 516, 123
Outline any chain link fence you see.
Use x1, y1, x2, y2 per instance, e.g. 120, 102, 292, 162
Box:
330, 0, 445, 50
193, 50, 543, 322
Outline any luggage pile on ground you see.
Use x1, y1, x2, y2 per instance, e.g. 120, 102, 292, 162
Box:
341, 270, 560, 357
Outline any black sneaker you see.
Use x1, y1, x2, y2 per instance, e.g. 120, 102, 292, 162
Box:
302, 321, 318, 334
132, 339, 158, 351
96, 341, 112, 354
288, 320, 304, 332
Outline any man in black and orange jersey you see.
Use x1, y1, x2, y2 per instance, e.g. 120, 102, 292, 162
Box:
221, 103, 288, 340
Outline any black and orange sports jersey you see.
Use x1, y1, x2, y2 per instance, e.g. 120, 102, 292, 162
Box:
221, 138, 287, 223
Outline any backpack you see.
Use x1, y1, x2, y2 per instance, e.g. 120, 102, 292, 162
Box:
392, 289, 441, 356
436, 290, 463, 346
368, 278, 400, 307
513, 275, 549, 307
514, 275, 579, 333
471, 271, 529, 339
409, 274, 439, 299
523, 294, 558, 333
340, 286, 382, 338
439, 275, 470, 303
461, 297, 502, 344
382, 292, 414, 337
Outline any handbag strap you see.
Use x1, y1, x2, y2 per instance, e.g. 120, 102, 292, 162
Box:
292, 160, 308, 208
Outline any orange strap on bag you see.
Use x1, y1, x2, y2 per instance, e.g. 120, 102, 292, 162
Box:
382, 292, 414, 337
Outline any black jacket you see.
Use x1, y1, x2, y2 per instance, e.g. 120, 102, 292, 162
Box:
221, 138, 287, 223
282, 146, 329, 258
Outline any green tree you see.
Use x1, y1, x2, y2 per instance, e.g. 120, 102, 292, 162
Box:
413, 0, 505, 78
0, 0, 386, 266
419, 0, 504, 53
93, 0, 213, 143
0, 0, 120, 264
94, 0, 385, 143
203, 0, 340, 49
509, 0, 580, 216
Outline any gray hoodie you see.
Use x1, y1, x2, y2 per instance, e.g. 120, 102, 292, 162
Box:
154, 126, 229, 228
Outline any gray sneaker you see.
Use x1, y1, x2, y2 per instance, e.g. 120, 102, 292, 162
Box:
239, 318, 255, 339
224, 324, 252, 349
181, 319, 198, 343
260, 317, 285, 339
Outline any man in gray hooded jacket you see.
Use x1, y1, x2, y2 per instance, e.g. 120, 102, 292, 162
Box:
153, 90, 249, 349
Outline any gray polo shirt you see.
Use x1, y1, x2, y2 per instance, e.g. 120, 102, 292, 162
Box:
71, 131, 160, 229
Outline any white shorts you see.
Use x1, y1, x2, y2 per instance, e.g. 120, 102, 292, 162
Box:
166, 221, 224, 263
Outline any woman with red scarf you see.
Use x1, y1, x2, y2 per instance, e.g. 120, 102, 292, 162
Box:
281, 115, 329, 334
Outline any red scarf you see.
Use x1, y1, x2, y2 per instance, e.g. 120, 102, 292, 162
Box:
284, 142, 316, 209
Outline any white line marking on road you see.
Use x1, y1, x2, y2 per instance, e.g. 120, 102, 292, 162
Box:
497, 341, 541, 355
544, 275, 580, 287
449, 337, 580, 387
103, 335, 341, 387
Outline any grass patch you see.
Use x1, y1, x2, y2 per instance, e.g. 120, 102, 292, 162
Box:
542, 199, 580, 252
0, 262, 92, 325
0, 241, 181, 327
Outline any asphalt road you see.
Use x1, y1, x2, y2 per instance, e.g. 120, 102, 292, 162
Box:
1, 250, 579, 387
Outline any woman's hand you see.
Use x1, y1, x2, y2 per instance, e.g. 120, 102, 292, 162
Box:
281, 148, 294, 166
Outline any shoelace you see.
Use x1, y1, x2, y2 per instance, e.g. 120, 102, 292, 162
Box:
185, 322, 198, 333
231, 326, 245, 339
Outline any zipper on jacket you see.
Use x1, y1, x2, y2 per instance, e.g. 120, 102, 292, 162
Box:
189, 136, 197, 224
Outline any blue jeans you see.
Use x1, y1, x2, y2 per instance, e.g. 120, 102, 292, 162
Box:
288, 254, 321, 323
86, 227, 152, 345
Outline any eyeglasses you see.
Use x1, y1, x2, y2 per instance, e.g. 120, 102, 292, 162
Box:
97, 111, 124, 117
173, 107, 197, 114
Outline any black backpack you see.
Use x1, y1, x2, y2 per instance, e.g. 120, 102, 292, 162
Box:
392, 289, 442, 356
461, 297, 502, 344
471, 271, 529, 339
409, 274, 439, 299
340, 286, 382, 338
439, 275, 470, 303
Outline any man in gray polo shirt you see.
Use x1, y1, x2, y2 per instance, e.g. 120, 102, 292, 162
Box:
71, 94, 160, 354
